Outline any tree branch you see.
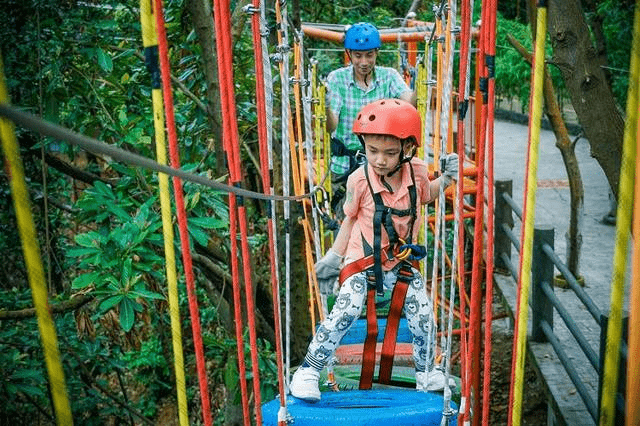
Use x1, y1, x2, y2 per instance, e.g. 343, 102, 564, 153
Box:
32, 190, 79, 214
0, 294, 93, 320
36, 151, 108, 186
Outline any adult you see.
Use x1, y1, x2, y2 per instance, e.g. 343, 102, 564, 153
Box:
325, 22, 416, 213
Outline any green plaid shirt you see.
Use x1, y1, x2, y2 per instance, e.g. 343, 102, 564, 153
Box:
326, 65, 411, 175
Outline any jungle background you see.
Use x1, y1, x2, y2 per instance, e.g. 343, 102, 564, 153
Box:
0, 0, 633, 424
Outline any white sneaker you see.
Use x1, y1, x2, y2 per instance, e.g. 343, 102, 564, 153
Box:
416, 369, 456, 392
290, 366, 321, 402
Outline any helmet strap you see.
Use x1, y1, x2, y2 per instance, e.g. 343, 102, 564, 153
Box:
386, 143, 416, 178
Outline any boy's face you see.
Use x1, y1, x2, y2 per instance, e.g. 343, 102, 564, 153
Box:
363, 134, 402, 176
349, 49, 377, 80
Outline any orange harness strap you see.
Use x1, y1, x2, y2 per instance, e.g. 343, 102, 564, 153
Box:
357, 262, 416, 390
378, 266, 413, 383
360, 286, 378, 389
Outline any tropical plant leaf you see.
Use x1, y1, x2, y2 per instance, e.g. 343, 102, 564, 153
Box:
96, 48, 113, 73
99, 295, 123, 313
71, 271, 101, 289
119, 298, 135, 332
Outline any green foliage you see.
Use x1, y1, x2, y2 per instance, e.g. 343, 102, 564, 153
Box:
65, 181, 164, 331
0, 319, 49, 424
121, 337, 172, 417
594, 0, 634, 106
494, 13, 567, 111
495, 15, 535, 109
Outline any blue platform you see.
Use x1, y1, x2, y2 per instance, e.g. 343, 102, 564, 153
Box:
339, 318, 413, 345
262, 389, 457, 425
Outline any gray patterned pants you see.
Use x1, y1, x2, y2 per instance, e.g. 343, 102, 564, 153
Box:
303, 264, 435, 373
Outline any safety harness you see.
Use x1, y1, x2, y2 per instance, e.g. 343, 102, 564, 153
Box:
338, 162, 422, 390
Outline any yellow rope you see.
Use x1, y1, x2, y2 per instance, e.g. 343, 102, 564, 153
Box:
416, 52, 428, 260
433, 17, 444, 164
139, 2, 189, 424
311, 64, 329, 253
599, 1, 640, 423
0, 54, 73, 426
317, 82, 334, 249
510, 4, 547, 426
416, 60, 428, 158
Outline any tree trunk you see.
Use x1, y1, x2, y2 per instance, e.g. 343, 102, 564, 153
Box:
546, 0, 624, 199
509, 31, 585, 277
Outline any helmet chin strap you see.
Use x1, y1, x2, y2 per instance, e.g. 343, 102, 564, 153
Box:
386, 145, 416, 177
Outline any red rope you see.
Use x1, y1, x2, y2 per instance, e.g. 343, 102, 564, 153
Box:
481, 0, 498, 423
212, 0, 263, 423
454, 0, 477, 423
206, 0, 250, 424
151, 1, 213, 424
228, 193, 251, 424
250, 2, 288, 423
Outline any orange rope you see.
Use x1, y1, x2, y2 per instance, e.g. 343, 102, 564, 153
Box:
626, 92, 640, 426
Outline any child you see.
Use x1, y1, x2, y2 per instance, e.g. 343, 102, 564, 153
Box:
290, 99, 458, 402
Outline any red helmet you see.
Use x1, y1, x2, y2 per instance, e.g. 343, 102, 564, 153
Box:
352, 99, 422, 147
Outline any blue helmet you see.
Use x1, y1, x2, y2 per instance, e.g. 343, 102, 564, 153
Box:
344, 22, 381, 51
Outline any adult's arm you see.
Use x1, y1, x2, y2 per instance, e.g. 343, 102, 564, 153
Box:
399, 89, 417, 107
326, 105, 338, 133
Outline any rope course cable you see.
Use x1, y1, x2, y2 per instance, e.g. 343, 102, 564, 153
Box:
0, 105, 316, 202
455, 0, 479, 423
272, 0, 295, 391
212, 0, 266, 421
